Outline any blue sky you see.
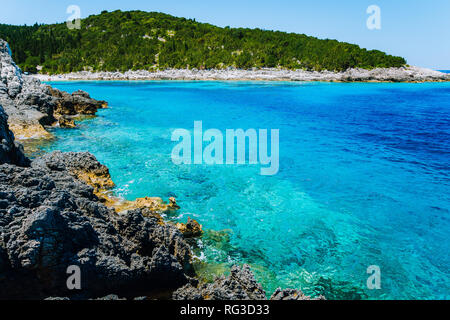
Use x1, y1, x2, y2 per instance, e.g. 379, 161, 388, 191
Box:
0, 0, 449, 69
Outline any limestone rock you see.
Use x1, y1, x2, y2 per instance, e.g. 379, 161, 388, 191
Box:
33, 151, 116, 192
48, 87, 108, 116
108, 196, 181, 216
173, 264, 266, 300
0, 151, 193, 300
0, 39, 107, 140
0, 104, 29, 166
58, 116, 76, 128
176, 217, 203, 238
270, 288, 325, 300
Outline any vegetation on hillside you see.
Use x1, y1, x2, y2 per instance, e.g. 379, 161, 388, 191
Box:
0, 10, 407, 74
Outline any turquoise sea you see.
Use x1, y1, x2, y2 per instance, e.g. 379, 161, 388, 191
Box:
44, 81, 450, 300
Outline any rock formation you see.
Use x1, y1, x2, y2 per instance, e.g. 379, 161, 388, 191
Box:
0, 39, 107, 140
176, 217, 203, 238
0, 107, 323, 301
270, 288, 325, 300
58, 116, 76, 128
0, 38, 323, 300
0, 150, 193, 299
173, 265, 326, 301
173, 265, 267, 300
48, 87, 108, 116
0, 105, 29, 166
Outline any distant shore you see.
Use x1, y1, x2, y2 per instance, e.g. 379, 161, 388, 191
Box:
32, 66, 450, 83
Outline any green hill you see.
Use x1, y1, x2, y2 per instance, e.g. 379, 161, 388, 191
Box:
0, 10, 407, 74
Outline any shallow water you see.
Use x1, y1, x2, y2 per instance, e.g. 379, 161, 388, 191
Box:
44, 81, 450, 299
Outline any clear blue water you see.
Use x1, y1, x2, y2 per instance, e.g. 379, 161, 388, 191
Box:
438, 70, 450, 74
44, 81, 450, 300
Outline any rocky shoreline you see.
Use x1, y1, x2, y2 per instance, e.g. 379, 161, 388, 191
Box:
0, 40, 108, 140
0, 38, 324, 300
32, 66, 450, 83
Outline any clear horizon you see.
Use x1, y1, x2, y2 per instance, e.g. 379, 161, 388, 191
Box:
0, 0, 449, 70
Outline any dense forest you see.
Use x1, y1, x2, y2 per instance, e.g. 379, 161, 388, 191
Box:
0, 10, 407, 74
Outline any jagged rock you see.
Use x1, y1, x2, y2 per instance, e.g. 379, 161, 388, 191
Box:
169, 197, 180, 210
33, 151, 116, 192
270, 288, 325, 300
48, 87, 107, 116
176, 217, 203, 238
172, 264, 266, 300
58, 116, 76, 128
0, 105, 29, 166
173, 265, 326, 301
0, 40, 23, 99
0, 151, 193, 300
0, 39, 107, 140
106, 196, 181, 217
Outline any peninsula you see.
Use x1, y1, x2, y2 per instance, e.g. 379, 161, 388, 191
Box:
1, 10, 448, 82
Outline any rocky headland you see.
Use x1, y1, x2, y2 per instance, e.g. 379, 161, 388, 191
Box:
0, 39, 107, 140
32, 66, 450, 83
0, 39, 323, 300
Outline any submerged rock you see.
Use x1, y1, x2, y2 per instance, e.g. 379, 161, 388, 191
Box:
0, 38, 326, 300
173, 264, 266, 300
270, 288, 325, 300
105, 196, 182, 217
176, 217, 203, 238
173, 265, 326, 301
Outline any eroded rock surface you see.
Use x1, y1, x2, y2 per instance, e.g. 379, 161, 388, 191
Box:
0, 151, 192, 300
173, 264, 326, 301
48, 87, 107, 116
270, 288, 325, 300
0, 105, 29, 166
0, 39, 107, 139
173, 264, 267, 300
176, 217, 203, 238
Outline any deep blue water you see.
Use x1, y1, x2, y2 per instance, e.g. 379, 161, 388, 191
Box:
44, 81, 450, 300
438, 70, 450, 74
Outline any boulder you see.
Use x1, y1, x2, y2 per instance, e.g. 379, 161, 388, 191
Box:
176, 217, 203, 238
173, 264, 266, 300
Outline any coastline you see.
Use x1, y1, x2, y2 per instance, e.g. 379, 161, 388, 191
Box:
0, 38, 324, 300
3, 34, 448, 299
32, 66, 450, 83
